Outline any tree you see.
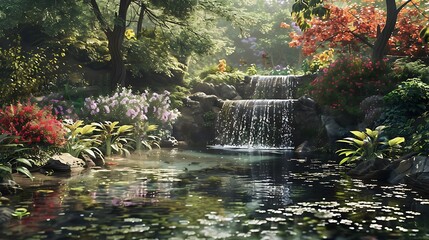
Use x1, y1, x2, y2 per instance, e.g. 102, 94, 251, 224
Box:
289, 3, 428, 58
290, 0, 425, 61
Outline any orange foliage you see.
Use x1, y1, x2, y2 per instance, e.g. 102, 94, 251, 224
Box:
289, 3, 428, 57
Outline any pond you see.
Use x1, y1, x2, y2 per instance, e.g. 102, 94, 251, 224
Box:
2, 149, 429, 240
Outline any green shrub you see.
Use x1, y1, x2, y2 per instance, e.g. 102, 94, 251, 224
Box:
384, 78, 429, 116
0, 37, 64, 105
409, 112, 429, 155
390, 58, 429, 83
0, 134, 35, 181
336, 126, 405, 165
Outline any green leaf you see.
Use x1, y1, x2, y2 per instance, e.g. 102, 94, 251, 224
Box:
16, 166, 33, 180
117, 125, 133, 134
0, 164, 12, 173
350, 131, 366, 140
388, 137, 405, 146
15, 158, 34, 167
336, 150, 356, 156
365, 129, 378, 138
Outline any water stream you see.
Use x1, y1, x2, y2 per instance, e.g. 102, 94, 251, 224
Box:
215, 75, 298, 149
2, 149, 429, 239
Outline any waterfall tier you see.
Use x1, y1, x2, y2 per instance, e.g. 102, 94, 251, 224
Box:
251, 75, 297, 99
215, 99, 295, 149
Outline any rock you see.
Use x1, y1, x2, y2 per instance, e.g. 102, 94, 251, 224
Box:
321, 115, 349, 143
214, 83, 239, 100
292, 96, 327, 149
405, 172, 429, 195
192, 82, 217, 95
0, 207, 13, 224
359, 95, 384, 129
42, 153, 86, 172
160, 136, 179, 148
0, 180, 22, 195
295, 141, 315, 153
189, 92, 219, 112
348, 158, 392, 181
389, 156, 429, 184
174, 93, 221, 147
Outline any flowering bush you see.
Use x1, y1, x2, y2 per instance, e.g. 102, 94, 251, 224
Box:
303, 48, 335, 73
0, 101, 66, 147
83, 87, 180, 127
37, 94, 78, 120
308, 56, 396, 116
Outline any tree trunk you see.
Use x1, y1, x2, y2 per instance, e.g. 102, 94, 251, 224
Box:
137, 4, 146, 37
89, 0, 131, 88
372, 0, 411, 62
107, 30, 127, 88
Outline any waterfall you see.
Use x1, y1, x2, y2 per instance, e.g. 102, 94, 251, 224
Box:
251, 75, 297, 99
215, 75, 297, 149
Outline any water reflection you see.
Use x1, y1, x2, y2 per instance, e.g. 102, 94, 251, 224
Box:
2, 149, 429, 239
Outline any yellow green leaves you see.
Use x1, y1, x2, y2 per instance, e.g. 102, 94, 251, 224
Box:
336, 126, 405, 165
387, 137, 405, 147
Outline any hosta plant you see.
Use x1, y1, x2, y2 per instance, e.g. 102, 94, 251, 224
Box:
92, 121, 134, 158
336, 126, 405, 165
63, 120, 104, 163
0, 134, 35, 181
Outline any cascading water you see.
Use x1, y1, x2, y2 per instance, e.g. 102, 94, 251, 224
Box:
215, 75, 298, 149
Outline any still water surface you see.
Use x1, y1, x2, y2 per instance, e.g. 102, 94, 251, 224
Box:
2, 149, 429, 239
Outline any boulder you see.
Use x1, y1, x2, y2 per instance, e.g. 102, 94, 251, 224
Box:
189, 92, 220, 112
389, 156, 429, 184
348, 158, 393, 181
292, 96, 327, 148
321, 115, 349, 143
174, 93, 222, 147
42, 153, 86, 172
192, 82, 217, 96
214, 83, 239, 100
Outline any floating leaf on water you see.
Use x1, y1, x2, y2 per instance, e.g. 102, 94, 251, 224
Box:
36, 189, 54, 194
123, 218, 143, 223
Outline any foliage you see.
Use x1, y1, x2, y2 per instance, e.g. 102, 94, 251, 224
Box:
11, 208, 30, 220
308, 56, 395, 116
63, 120, 104, 162
169, 86, 191, 109
302, 48, 335, 73
198, 65, 246, 85
384, 78, 429, 117
409, 111, 429, 155
0, 134, 35, 181
91, 121, 134, 158
36, 94, 78, 120
289, 3, 428, 57
291, 0, 329, 31
218, 59, 227, 72
246, 64, 258, 75
0, 102, 65, 167
270, 65, 294, 75
0, 37, 64, 105
390, 58, 429, 84
336, 126, 405, 165
124, 31, 187, 78
134, 123, 160, 151
0, 101, 66, 147
83, 87, 180, 127
379, 78, 429, 148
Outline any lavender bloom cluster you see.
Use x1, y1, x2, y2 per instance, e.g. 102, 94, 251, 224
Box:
83, 87, 180, 126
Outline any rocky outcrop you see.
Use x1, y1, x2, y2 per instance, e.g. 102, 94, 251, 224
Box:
192, 82, 241, 100
348, 156, 429, 195
292, 96, 327, 150
173, 92, 223, 147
